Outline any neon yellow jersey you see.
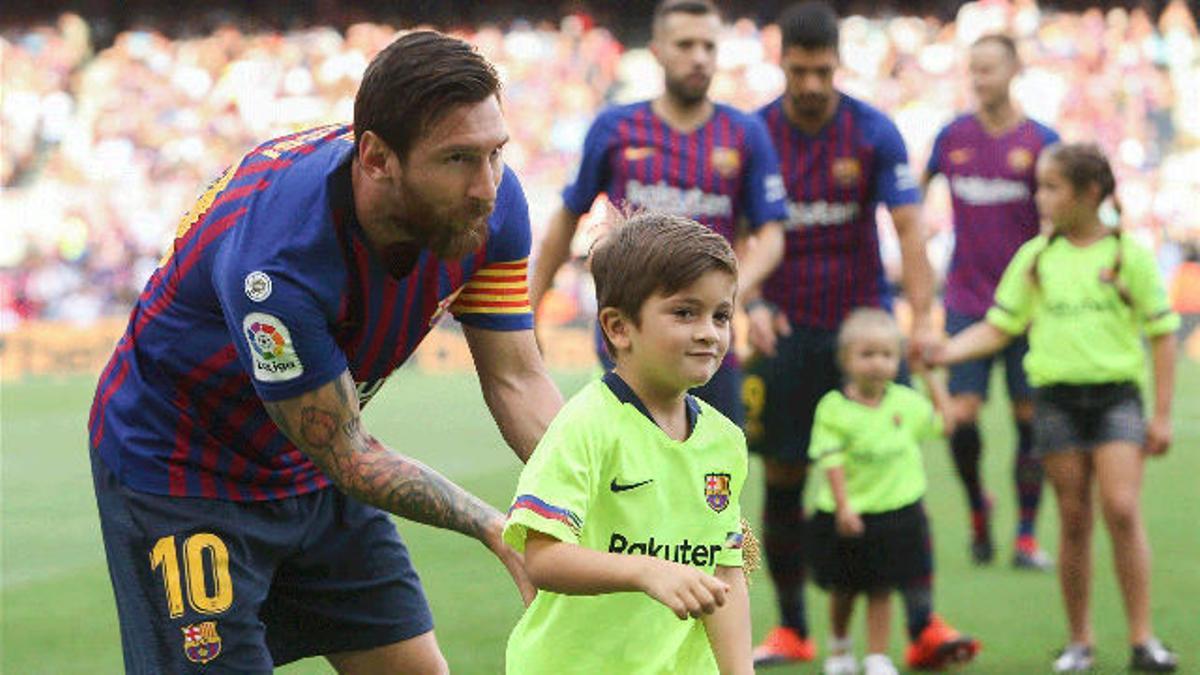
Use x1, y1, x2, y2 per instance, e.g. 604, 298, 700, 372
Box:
808, 384, 941, 514
986, 233, 1180, 386
503, 373, 747, 674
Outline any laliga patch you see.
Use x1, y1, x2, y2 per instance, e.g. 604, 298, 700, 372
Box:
243, 312, 304, 382
182, 621, 222, 664
244, 271, 272, 302
704, 472, 731, 513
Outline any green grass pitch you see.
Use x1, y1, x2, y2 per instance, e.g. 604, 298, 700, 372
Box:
2, 362, 1197, 673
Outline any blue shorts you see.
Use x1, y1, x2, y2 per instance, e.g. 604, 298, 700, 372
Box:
944, 308, 1032, 401
595, 324, 745, 426
91, 450, 433, 674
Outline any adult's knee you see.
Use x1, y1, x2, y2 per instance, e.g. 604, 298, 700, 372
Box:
763, 458, 807, 487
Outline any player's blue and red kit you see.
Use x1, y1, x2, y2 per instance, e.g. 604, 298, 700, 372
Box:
563, 101, 788, 423
926, 114, 1059, 399
89, 124, 534, 673
747, 93, 921, 460
746, 92, 924, 649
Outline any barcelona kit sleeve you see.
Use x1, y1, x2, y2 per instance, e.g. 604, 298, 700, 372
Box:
503, 405, 600, 550
738, 115, 789, 229
450, 167, 534, 331
1124, 240, 1182, 338
986, 238, 1043, 336
212, 185, 348, 403
868, 116, 921, 208
561, 110, 616, 216
808, 393, 847, 470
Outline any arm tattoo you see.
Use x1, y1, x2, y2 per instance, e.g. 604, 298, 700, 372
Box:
263, 374, 498, 542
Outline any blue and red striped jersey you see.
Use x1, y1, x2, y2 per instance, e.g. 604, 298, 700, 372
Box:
926, 114, 1059, 316
89, 124, 534, 501
758, 94, 921, 329
563, 101, 788, 243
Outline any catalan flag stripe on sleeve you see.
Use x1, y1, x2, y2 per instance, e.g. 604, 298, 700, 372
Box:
509, 494, 582, 535
451, 258, 531, 316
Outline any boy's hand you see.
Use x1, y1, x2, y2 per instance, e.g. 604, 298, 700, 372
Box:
638, 557, 731, 620
1144, 415, 1172, 456
835, 508, 864, 538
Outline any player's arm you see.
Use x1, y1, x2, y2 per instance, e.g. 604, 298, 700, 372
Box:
262, 371, 534, 602
463, 324, 564, 462
529, 205, 582, 314
911, 352, 954, 436
735, 221, 785, 300
891, 203, 936, 341
701, 565, 753, 675
523, 530, 730, 620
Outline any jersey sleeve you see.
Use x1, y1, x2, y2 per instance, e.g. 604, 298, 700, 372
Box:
869, 115, 921, 208
986, 239, 1042, 335
714, 429, 749, 568
213, 198, 347, 402
503, 404, 601, 551
1123, 238, 1181, 337
561, 110, 616, 216
808, 394, 847, 469
1035, 122, 1062, 148
451, 167, 534, 331
911, 391, 943, 442
738, 115, 789, 229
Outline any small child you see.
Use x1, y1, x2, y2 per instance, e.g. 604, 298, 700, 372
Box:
503, 212, 753, 674
808, 308, 980, 675
932, 142, 1179, 673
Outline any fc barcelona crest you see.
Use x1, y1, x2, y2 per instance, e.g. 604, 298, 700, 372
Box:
705, 472, 731, 512
182, 621, 222, 665
832, 157, 862, 186
710, 147, 741, 178
1008, 148, 1034, 171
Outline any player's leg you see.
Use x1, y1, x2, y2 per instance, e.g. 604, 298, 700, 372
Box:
262, 489, 439, 671
1094, 440, 1153, 644
326, 632, 448, 675
1005, 335, 1051, 569
90, 450, 280, 674
943, 310, 994, 564
747, 327, 838, 665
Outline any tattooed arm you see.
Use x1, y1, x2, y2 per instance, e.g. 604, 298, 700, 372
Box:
262, 370, 535, 603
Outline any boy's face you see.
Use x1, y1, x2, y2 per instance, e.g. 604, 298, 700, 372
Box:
613, 269, 736, 393
841, 330, 900, 390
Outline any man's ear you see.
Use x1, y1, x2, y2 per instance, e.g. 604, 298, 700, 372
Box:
357, 131, 397, 181
598, 307, 633, 353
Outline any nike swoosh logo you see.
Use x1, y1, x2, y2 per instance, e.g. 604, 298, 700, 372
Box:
610, 478, 654, 493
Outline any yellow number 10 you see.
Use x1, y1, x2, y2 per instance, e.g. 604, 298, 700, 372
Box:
149, 534, 234, 618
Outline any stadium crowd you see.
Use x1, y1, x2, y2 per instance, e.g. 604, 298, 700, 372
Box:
3, 0, 1200, 328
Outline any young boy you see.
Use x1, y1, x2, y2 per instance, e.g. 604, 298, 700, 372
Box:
503, 213, 753, 674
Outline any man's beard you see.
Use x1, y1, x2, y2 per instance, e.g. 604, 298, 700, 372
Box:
664, 72, 711, 107
400, 182, 493, 261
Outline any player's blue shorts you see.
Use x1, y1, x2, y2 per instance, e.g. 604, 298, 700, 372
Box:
91, 449, 433, 674
742, 325, 843, 464
595, 324, 745, 426
944, 308, 1032, 401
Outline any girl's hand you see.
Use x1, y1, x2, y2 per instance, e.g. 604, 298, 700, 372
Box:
1144, 415, 1172, 456
835, 508, 864, 538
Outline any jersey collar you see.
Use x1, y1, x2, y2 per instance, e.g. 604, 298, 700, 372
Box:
602, 370, 701, 437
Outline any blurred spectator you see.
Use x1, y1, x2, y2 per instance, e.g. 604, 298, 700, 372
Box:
3, 1, 1199, 328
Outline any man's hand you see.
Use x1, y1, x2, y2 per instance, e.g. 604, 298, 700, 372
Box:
481, 514, 537, 606
745, 302, 791, 358
637, 557, 730, 620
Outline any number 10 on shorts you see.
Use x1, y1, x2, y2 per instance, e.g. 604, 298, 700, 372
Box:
150, 534, 234, 618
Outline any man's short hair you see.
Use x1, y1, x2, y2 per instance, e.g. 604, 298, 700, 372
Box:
652, 0, 719, 35
972, 33, 1020, 63
591, 212, 737, 356
354, 30, 500, 160
779, 1, 840, 51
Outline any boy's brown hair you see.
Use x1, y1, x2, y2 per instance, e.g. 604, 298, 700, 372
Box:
590, 211, 737, 356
